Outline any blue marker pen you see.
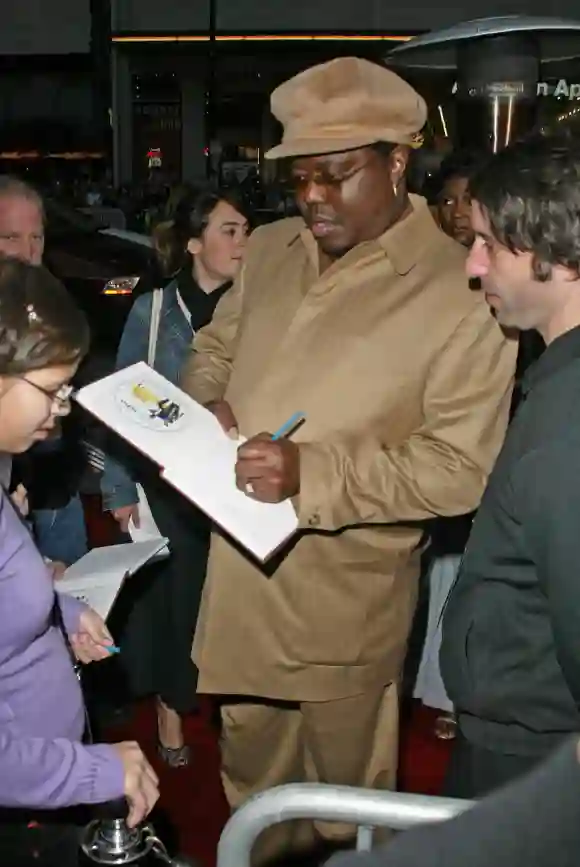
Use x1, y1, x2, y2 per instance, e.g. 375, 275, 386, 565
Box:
107, 645, 121, 655
271, 412, 306, 441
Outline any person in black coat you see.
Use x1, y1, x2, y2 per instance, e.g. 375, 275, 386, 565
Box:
327, 736, 580, 867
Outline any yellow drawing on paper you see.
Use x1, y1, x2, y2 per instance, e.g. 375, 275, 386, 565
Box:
130, 382, 182, 426
132, 383, 158, 404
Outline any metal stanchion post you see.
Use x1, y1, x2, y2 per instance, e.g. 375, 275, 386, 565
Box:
81, 798, 195, 866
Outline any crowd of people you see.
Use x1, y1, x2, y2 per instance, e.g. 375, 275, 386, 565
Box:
2, 52, 580, 867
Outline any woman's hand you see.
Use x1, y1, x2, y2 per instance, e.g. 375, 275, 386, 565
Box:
112, 504, 140, 533
10, 484, 29, 517
49, 560, 67, 581
112, 742, 160, 828
70, 608, 116, 664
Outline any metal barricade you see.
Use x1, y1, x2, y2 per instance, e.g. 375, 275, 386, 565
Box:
217, 783, 472, 867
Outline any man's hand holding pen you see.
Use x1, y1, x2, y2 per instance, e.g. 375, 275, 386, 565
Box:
236, 433, 300, 503
206, 403, 305, 503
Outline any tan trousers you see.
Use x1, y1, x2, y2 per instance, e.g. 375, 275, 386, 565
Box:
220, 682, 400, 864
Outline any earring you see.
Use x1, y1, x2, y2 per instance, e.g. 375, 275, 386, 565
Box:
392, 182, 399, 196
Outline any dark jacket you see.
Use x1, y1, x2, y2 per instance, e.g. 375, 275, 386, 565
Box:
327, 738, 580, 867
441, 326, 580, 757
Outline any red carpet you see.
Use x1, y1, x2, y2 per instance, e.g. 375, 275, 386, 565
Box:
83, 496, 452, 864
399, 702, 452, 797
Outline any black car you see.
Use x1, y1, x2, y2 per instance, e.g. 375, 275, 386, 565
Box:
42, 200, 158, 378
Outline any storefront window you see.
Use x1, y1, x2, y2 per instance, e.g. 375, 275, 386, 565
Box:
132, 72, 182, 182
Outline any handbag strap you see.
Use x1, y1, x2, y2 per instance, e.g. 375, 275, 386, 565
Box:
50, 591, 78, 670
175, 288, 193, 331
147, 288, 164, 368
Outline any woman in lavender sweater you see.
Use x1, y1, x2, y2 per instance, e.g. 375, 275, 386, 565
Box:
0, 258, 159, 866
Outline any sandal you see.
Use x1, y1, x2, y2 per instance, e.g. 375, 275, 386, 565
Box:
157, 742, 191, 768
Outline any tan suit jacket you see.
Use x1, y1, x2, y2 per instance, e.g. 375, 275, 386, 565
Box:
181, 195, 517, 701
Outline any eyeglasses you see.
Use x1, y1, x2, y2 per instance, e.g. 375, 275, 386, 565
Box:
17, 377, 74, 408
290, 159, 373, 192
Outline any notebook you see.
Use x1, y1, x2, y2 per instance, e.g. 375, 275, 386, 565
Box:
75, 362, 299, 561
58, 537, 169, 620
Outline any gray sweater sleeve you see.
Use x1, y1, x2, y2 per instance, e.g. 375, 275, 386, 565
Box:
327, 737, 580, 867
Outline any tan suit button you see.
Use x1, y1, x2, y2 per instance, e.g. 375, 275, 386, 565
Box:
308, 513, 321, 528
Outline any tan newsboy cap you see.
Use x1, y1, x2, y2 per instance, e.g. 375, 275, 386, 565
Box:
265, 56, 427, 160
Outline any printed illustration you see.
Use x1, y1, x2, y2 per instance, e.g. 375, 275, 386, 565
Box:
115, 378, 187, 432
132, 383, 182, 425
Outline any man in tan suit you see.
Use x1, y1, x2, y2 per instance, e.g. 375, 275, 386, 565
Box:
182, 57, 516, 859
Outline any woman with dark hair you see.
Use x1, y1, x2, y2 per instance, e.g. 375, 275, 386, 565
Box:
102, 185, 250, 767
0, 258, 158, 866
425, 149, 489, 247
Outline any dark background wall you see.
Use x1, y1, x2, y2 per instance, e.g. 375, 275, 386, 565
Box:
216, 0, 580, 33
112, 0, 210, 32
112, 0, 580, 33
0, 1, 91, 54
5, 1, 580, 54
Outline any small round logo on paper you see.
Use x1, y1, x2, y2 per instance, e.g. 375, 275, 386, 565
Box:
115, 379, 188, 432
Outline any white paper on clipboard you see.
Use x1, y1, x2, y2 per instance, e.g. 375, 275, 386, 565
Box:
75, 362, 298, 561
